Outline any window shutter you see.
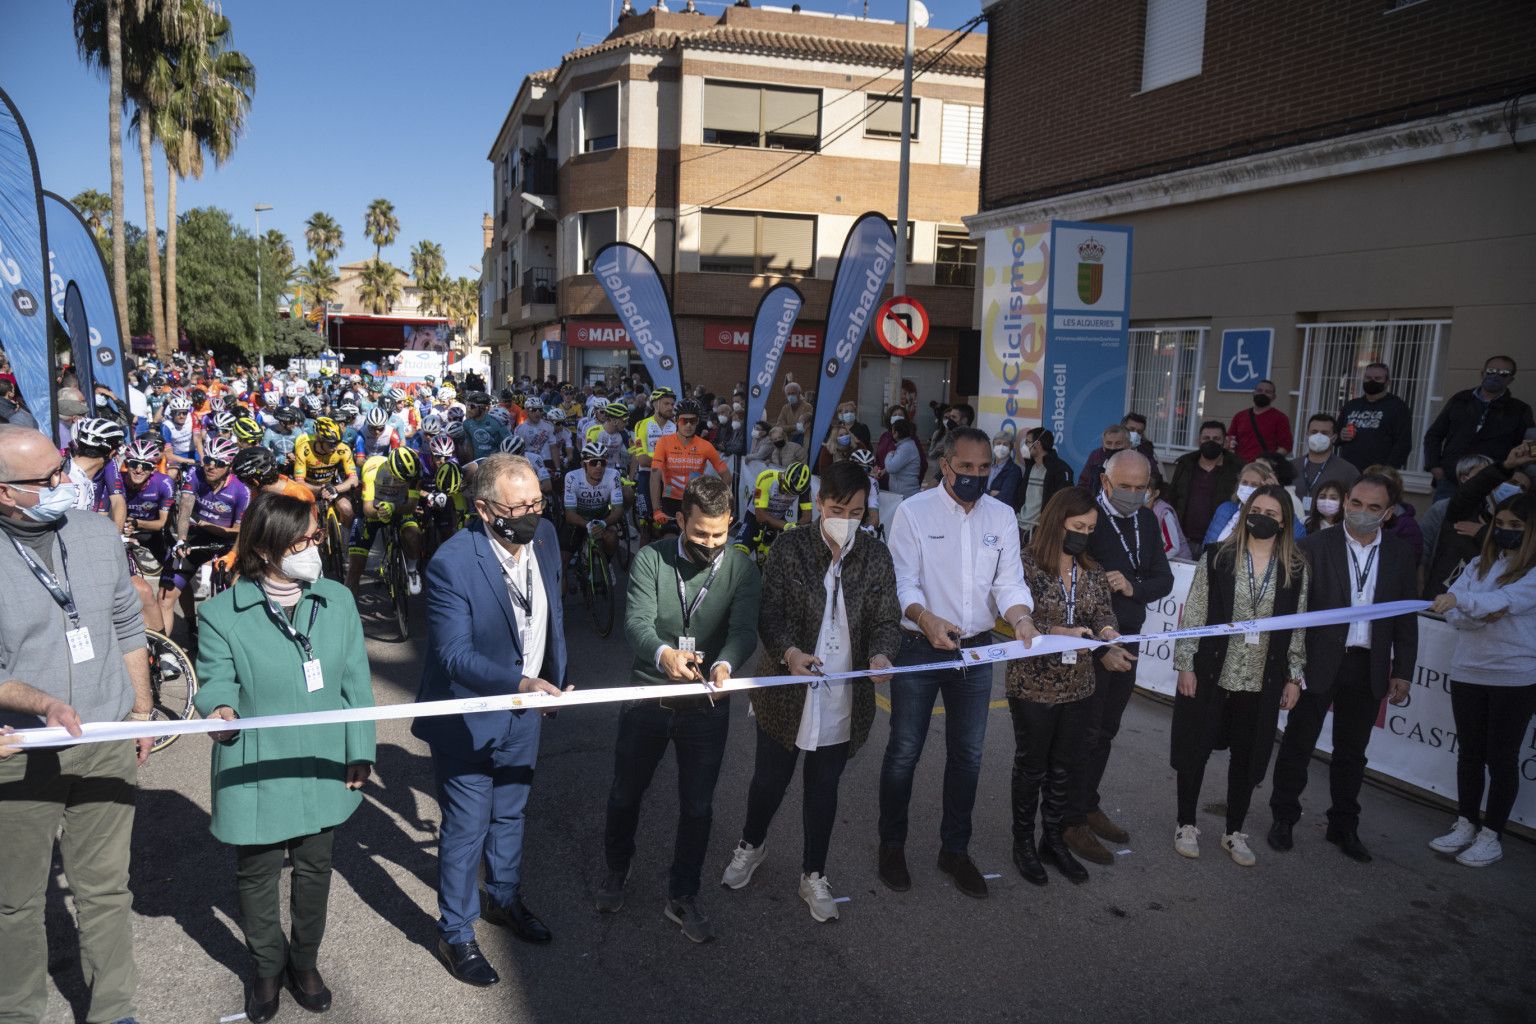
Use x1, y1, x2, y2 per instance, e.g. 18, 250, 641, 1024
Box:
865, 95, 903, 137
703, 82, 759, 133
762, 87, 819, 140
941, 102, 972, 166
700, 211, 756, 259
758, 215, 815, 273
1141, 0, 1207, 92
965, 105, 983, 166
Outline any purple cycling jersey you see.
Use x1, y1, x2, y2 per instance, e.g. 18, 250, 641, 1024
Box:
118, 469, 177, 524
180, 467, 251, 529
91, 460, 121, 515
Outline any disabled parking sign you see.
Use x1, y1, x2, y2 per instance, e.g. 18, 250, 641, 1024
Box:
1218, 328, 1273, 392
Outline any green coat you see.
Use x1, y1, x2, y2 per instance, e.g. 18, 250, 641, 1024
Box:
193, 578, 377, 846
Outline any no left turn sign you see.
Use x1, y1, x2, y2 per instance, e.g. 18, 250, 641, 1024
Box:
875, 295, 929, 356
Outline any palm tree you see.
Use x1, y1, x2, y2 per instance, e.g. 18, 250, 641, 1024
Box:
410, 239, 446, 314
70, 189, 113, 246
356, 258, 401, 315
445, 276, 479, 337
363, 198, 398, 259
296, 257, 339, 316
304, 211, 343, 262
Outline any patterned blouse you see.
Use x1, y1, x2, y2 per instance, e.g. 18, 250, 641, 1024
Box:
1006, 550, 1118, 704
1173, 550, 1309, 692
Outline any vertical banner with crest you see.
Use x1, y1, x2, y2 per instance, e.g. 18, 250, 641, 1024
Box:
44, 191, 127, 404
590, 242, 683, 397
744, 282, 805, 432
0, 87, 54, 435
808, 213, 896, 459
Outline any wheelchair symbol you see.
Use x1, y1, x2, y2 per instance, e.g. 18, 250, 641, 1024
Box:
1225, 340, 1259, 386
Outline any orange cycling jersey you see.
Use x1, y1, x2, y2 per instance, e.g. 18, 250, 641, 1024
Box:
650, 433, 727, 501
270, 475, 316, 503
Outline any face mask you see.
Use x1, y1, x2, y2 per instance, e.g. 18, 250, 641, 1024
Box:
1361, 380, 1386, 396
1307, 432, 1333, 454
1245, 513, 1281, 540
1107, 486, 1144, 516
889, 415, 904, 427
1199, 440, 1224, 460
993, 444, 1011, 462
837, 434, 852, 446
822, 516, 859, 550
1315, 497, 1341, 518
488, 510, 541, 546
1252, 394, 1272, 408
717, 413, 728, 424
1127, 430, 1142, 447
773, 438, 786, 449
732, 402, 743, 412
1236, 483, 1257, 505
279, 545, 323, 583
684, 538, 725, 566
1481, 373, 1509, 395
840, 411, 856, 425
1491, 527, 1524, 551
1344, 509, 1384, 534
1062, 529, 1091, 557
787, 394, 800, 405
947, 467, 987, 504
1491, 482, 1521, 505
730, 419, 741, 430
14, 482, 78, 523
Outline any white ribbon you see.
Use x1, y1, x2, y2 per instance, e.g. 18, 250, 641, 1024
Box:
10, 600, 1428, 750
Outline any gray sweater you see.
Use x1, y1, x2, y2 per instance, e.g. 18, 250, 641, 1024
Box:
0, 511, 145, 729
1443, 553, 1536, 687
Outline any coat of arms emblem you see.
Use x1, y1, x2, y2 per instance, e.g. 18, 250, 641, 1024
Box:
1076, 237, 1105, 305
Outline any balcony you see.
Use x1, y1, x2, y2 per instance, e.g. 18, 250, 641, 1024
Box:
518, 157, 557, 197
521, 267, 556, 307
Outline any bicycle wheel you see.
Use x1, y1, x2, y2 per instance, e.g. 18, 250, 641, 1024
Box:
388, 538, 410, 641
590, 555, 615, 637
613, 516, 632, 572
146, 630, 197, 753
324, 513, 347, 582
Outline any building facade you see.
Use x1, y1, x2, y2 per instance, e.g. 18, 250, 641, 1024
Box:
483, 3, 985, 436
968, 0, 1536, 494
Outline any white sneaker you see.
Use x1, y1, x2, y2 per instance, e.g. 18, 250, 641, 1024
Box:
1455, 828, 1503, 868
194, 563, 212, 599
799, 872, 838, 922
407, 570, 422, 596
720, 841, 767, 890
1174, 824, 1201, 859
1428, 816, 1478, 854
1222, 831, 1256, 867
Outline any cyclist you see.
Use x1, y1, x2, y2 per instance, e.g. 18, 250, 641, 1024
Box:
263, 404, 303, 457
384, 385, 417, 438
649, 398, 730, 528
230, 415, 265, 450
335, 401, 363, 450
850, 448, 883, 535
161, 435, 249, 650
231, 444, 313, 504
500, 434, 552, 494
422, 458, 465, 548
562, 440, 625, 567
514, 397, 555, 471
410, 413, 445, 463
294, 416, 359, 530
356, 406, 400, 462
113, 438, 177, 632
633, 386, 677, 541
735, 460, 812, 558
160, 394, 198, 478
463, 391, 510, 460
65, 417, 127, 518
347, 446, 424, 595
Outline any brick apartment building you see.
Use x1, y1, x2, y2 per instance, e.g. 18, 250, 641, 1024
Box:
968, 0, 1536, 492
481, 2, 986, 438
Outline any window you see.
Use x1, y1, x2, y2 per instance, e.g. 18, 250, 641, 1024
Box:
1296, 319, 1449, 489
1126, 326, 1207, 452
580, 210, 618, 273
940, 103, 982, 167
1140, 0, 1207, 92
865, 95, 918, 139
699, 210, 816, 275
703, 81, 820, 151
935, 228, 977, 287
885, 220, 915, 265
582, 85, 619, 153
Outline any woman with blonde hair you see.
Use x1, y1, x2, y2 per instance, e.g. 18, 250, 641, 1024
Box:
1203, 461, 1305, 545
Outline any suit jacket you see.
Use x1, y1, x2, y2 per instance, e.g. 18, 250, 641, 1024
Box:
1298, 525, 1418, 700
987, 458, 1024, 511
1086, 504, 1174, 635
412, 517, 568, 765
1018, 453, 1073, 510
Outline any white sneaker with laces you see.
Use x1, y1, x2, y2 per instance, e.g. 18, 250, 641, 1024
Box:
407, 570, 422, 596
1222, 831, 1256, 867
1455, 828, 1503, 868
1174, 824, 1201, 859
799, 872, 838, 922
1428, 817, 1478, 854
720, 841, 766, 890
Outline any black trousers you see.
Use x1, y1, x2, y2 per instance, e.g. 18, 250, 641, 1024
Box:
1451, 681, 1536, 836
1174, 690, 1262, 833
1009, 695, 1092, 843
1069, 656, 1136, 824
1270, 649, 1378, 832
740, 724, 850, 875
235, 829, 335, 979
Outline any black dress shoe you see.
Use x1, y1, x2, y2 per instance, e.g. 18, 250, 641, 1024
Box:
483, 897, 553, 944
285, 965, 332, 1014
1326, 828, 1373, 863
435, 938, 500, 987
936, 850, 989, 898
1012, 838, 1048, 887
1041, 834, 1090, 885
1268, 819, 1294, 852
245, 975, 281, 1024
878, 844, 911, 892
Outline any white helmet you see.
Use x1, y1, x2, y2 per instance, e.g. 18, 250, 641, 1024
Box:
365, 407, 388, 429
167, 396, 193, 414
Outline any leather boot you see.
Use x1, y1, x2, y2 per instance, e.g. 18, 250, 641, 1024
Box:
1042, 830, 1090, 885
1064, 823, 1115, 865
245, 974, 281, 1024
1012, 836, 1048, 886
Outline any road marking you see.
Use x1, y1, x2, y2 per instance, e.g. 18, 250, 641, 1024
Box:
874, 694, 1008, 715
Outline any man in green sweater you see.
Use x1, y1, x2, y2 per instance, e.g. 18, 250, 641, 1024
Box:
598, 475, 761, 943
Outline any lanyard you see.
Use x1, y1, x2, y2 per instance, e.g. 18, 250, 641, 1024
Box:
504, 552, 534, 618
263, 595, 321, 660
1058, 562, 1078, 626
1302, 452, 1332, 493
1244, 550, 1276, 613
1347, 542, 1378, 598
1097, 493, 1142, 572
8, 532, 80, 627
675, 548, 723, 633
827, 555, 845, 630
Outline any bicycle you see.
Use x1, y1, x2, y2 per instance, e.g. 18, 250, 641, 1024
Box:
379, 517, 411, 641
315, 492, 348, 582
574, 522, 618, 638
122, 538, 199, 752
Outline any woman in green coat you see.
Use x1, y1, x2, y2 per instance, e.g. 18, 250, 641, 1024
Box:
193, 492, 376, 1024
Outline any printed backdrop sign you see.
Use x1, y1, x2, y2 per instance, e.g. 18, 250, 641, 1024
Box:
975, 221, 1050, 440
743, 283, 808, 432
0, 87, 53, 434
590, 242, 683, 396
44, 191, 127, 402
809, 213, 896, 457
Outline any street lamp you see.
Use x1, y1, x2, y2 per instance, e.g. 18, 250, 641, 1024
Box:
254, 203, 273, 366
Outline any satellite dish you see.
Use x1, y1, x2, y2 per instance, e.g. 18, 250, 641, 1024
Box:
912, 0, 930, 28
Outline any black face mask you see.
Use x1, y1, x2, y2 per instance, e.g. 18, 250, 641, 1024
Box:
1062, 530, 1091, 557
772, 438, 786, 449
947, 469, 987, 504
1199, 440, 1224, 460
1245, 513, 1281, 540
1252, 394, 1273, 409
488, 510, 540, 545
1491, 527, 1523, 551
685, 538, 725, 565
1361, 380, 1386, 396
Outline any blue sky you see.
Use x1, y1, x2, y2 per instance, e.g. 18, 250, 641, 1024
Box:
2, 0, 983, 279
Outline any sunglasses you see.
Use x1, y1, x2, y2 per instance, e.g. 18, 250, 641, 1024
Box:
584, 459, 607, 467
1485, 368, 1515, 378
203, 458, 231, 468
124, 460, 157, 473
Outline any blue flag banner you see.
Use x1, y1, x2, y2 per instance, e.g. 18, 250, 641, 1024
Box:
0, 87, 53, 435
590, 242, 683, 397
45, 191, 127, 405
744, 282, 805, 433
809, 213, 896, 461
61, 282, 95, 399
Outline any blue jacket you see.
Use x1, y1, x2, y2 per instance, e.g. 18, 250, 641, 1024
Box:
412, 517, 567, 765
987, 458, 1024, 512
1204, 500, 1306, 546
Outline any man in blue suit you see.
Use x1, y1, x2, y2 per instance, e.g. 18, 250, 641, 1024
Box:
414, 452, 569, 987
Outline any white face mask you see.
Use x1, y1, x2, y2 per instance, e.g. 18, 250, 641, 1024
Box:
730, 419, 741, 429
717, 413, 728, 424
1307, 432, 1333, 453
787, 393, 800, 405
993, 444, 1011, 462
1236, 483, 1257, 505
1127, 430, 1142, 447
1315, 497, 1341, 517
13, 482, 79, 523
821, 515, 859, 550
279, 545, 323, 583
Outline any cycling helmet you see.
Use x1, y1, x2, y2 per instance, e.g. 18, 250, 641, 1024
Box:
580, 440, 608, 462
650, 386, 675, 402
122, 438, 161, 468
851, 449, 876, 469
231, 445, 277, 485
445, 420, 465, 440
419, 414, 444, 436
675, 399, 702, 418
203, 436, 239, 465
605, 401, 630, 419
428, 434, 457, 459
212, 410, 238, 432
312, 417, 342, 444
209, 395, 226, 412
434, 461, 463, 494
268, 436, 297, 462
500, 435, 525, 455
231, 416, 264, 443
488, 407, 511, 427
387, 447, 421, 481
337, 402, 360, 419
167, 395, 193, 414
498, 387, 518, 405
446, 406, 466, 423
523, 397, 545, 412
275, 406, 301, 425
781, 461, 811, 494
73, 417, 126, 453
189, 387, 208, 406
364, 407, 388, 429
387, 386, 407, 404
464, 391, 492, 407
438, 385, 457, 402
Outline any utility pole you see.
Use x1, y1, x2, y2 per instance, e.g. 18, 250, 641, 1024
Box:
254, 202, 273, 367
884, 0, 917, 412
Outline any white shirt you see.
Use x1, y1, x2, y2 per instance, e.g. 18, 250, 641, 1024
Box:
491, 536, 548, 680
796, 547, 854, 751
889, 485, 1033, 638
1343, 526, 1382, 649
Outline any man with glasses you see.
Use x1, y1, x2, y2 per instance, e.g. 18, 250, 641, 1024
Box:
562, 440, 625, 566
1337, 362, 1412, 472
159, 435, 249, 652
1423, 355, 1532, 501
649, 399, 731, 530
0, 424, 154, 1024
1230, 379, 1294, 465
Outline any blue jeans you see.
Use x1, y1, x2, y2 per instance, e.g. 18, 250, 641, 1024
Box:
878, 632, 992, 854
432, 749, 535, 943
604, 698, 730, 898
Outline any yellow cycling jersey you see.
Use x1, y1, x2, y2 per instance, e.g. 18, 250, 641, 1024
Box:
752, 468, 811, 522
632, 415, 675, 461
359, 454, 416, 508
294, 433, 357, 485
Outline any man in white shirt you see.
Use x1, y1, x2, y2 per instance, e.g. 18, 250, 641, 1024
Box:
879, 427, 1040, 899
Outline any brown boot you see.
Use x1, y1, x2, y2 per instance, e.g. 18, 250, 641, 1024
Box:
1086, 809, 1130, 844
1064, 824, 1114, 865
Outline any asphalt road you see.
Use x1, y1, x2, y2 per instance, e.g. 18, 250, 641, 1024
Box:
37, 575, 1536, 1024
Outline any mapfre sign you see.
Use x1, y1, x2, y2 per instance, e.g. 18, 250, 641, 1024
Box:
703, 321, 823, 355
567, 321, 633, 349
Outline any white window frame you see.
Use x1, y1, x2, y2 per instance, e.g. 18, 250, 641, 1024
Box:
1125, 325, 1208, 455
579, 208, 619, 274
1294, 318, 1449, 494
580, 84, 620, 154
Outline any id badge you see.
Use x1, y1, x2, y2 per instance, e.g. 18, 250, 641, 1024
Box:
1061, 650, 1078, 665
677, 635, 696, 654
303, 659, 325, 693
66, 626, 95, 664
1244, 632, 1261, 646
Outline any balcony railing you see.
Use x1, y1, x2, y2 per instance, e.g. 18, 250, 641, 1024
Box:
521, 267, 556, 306
517, 157, 557, 197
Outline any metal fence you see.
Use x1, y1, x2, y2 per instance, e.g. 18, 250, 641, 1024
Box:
1126, 326, 1207, 453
